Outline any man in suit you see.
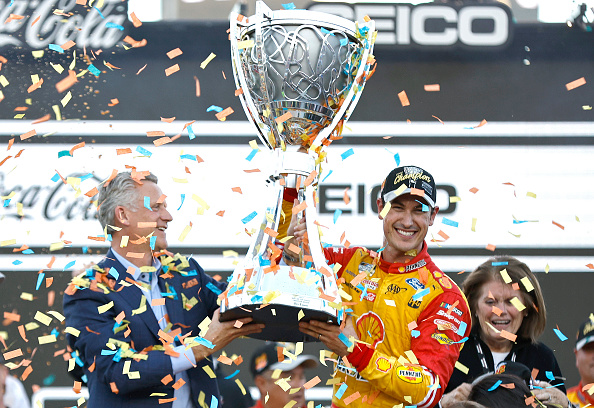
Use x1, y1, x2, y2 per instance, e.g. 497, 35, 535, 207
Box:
63, 171, 264, 408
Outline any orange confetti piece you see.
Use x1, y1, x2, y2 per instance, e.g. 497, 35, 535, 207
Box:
31, 15, 40, 26
130, 12, 142, 27
499, 330, 517, 342
6, 138, 14, 150
235, 87, 243, 96
32, 114, 50, 124
264, 227, 278, 238
20, 129, 36, 140
110, 382, 119, 394
492, 306, 503, 316
343, 187, 350, 205
116, 148, 132, 155
151, 298, 166, 306
216, 210, 225, 217
344, 391, 361, 405
27, 78, 43, 93
474, 119, 488, 128
108, 98, 119, 106
552, 221, 565, 230
165, 64, 180, 76
73, 381, 82, 393
304, 376, 321, 389
194, 76, 201, 97
288, 243, 301, 254
69, 141, 85, 156
62, 40, 76, 50
424, 84, 440, 92
398, 90, 410, 107
136, 64, 147, 75
18, 325, 28, 342
234, 320, 244, 328
103, 169, 118, 187
159, 398, 176, 404
21, 365, 33, 381
138, 222, 157, 228
437, 230, 449, 240
292, 201, 307, 214
218, 355, 234, 365
231, 187, 242, 194
172, 378, 186, 390
408, 321, 418, 330
486, 244, 496, 251
123, 35, 147, 48
153, 136, 172, 147
275, 111, 293, 124
215, 107, 234, 121
4, 311, 20, 322
3, 348, 23, 360
244, 168, 260, 173
126, 252, 145, 259
586, 263, 594, 269
167, 48, 183, 59
432, 115, 444, 124
55, 70, 77, 93
161, 117, 176, 123
469, 187, 479, 194
566, 77, 586, 91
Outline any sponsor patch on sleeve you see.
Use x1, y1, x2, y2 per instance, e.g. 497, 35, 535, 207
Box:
375, 357, 393, 373
396, 366, 423, 383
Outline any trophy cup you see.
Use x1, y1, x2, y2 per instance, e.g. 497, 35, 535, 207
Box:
220, 1, 375, 341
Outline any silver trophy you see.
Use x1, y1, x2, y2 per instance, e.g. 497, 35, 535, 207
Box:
220, 1, 375, 341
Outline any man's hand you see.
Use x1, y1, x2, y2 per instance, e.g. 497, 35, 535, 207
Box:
532, 380, 570, 407
438, 383, 472, 407
192, 309, 264, 362
298, 315, 359, 357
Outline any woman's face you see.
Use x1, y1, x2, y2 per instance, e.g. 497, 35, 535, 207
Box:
476, 280, 526, 352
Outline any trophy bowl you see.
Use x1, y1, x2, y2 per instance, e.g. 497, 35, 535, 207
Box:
220, 1, 375, 342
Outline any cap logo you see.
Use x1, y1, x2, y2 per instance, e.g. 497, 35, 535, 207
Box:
583, 321, 594, 337
394, 167, 432, 185
255, 353, 268, 372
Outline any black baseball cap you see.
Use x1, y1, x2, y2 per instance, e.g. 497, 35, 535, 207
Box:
576, 316, 594, 351
250, 342, 317, 377
494, 361, 532, 387
380, 166, 437, 208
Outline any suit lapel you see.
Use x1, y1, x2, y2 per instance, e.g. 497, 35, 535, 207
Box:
101, 249, 162, 340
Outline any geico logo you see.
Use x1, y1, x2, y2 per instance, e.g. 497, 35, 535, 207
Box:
308, 4, 511, 47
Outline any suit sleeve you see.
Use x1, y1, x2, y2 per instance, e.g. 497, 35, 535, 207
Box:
64, 288, 175, 396
190, 257, 227, 315
347, 291, 471, 408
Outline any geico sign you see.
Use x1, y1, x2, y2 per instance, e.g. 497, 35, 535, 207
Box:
307, 3, 512, 48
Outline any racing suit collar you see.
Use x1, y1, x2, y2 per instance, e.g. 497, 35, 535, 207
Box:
378, 241, 430, 274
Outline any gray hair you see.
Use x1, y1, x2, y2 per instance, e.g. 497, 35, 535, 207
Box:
97, 171, 158, 234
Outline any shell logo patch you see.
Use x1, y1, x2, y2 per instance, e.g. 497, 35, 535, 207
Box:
431, 332, 455, 346
357, 311, 385, 347
396, 367, 423, 383
439, 277, 452, 289
375, 357, 392, 373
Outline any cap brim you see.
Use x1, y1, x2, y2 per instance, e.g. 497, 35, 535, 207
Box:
576, 335, 594, 351
383, 188, 435, 208
269, 355, 318, 372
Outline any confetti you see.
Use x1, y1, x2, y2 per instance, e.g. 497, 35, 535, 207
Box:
398, 90, 410, 106
566, 77, 586, 91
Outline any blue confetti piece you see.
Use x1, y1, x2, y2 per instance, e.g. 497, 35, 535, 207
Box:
321, 170, 333, 182
82, 246, 88, 254
241, 211, 257, 224
282, 2, 296, 9
412, 287, 430, 301
321, 27, 333, 35
188, 124, 196, 140
394, 152, 401, 166
411, 330, 420, 338
58, 150, 72, 158
442, 218, 459, 228
338, 332, 353, 348
112, 348, 122, 362
553, 328, 568, 341
513, 220, 529, 224
251, 295, 263, 304
177, 194, 185, 211
3, 200, 10, 207
180, 154, 197, 161
81, 374, 88, 383
12, 259, 22, 265
246, 149, 258, 161
43, 375, 55, 386
546, 371, 555, 381
80, 173, 94, 182
340, 148, 354, 160
51, 328, 59, 337
488, 380, 502, 391
106, 234, 112, 242
93, 6, 105, 18
150, 235, 156, 250
451, 336, 469, 344
457, 321, 467, 336
51, 173, 61, 182
136, 146, 152, 157
105, 22, 124, 30
421, 204, 429, 212
88, 64, 101, 77
48, 44, 64, 53
335, 383, 348, 399
224, 369, 240, 380
23, 249, 34, 254
101, 349, 116, 356
333, 209, 342, 224
64, 260, 76, 270
144, 196, 152, 211
206, 282, 222, 295
211, 396, 219, 408
207, 105, 223, 113
196, 337, 215, 349
339, 38, 348, 46
491, 261, 508, 266
36, 272, 45, 290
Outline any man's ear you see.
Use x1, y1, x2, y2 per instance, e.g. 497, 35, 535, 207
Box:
114, 205, 130, 227
429, 206, 439, 226
376, 198, 384, 220
254, 375, 267, 392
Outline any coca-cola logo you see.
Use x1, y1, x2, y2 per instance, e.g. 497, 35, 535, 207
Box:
0, 0, 129, 50
0, 171, 100, 222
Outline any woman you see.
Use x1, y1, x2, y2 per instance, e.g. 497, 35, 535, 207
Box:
439, 256, 568, 407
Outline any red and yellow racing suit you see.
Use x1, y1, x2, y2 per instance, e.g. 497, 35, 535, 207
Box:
326, 244, 471, 408
568, 382, 594, 407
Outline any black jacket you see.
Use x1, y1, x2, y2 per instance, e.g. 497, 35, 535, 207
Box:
445, 328, 566, 394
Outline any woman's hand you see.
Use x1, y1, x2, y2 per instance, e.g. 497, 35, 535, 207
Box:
439, 383, 472, 408
532, 380, 570, 407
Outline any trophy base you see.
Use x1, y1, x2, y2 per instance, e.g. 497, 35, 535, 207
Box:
220, 303, 338, 342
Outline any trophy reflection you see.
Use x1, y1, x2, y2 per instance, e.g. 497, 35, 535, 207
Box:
220, 1, 375, 341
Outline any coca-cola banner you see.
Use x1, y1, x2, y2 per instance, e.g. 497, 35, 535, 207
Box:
1, 120, 593, 274
0, 0, 129, 50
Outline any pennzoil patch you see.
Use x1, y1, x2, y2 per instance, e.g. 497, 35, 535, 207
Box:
396, 367, 423, 383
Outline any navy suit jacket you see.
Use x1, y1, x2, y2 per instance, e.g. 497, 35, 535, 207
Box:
63, 249, 227, 408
